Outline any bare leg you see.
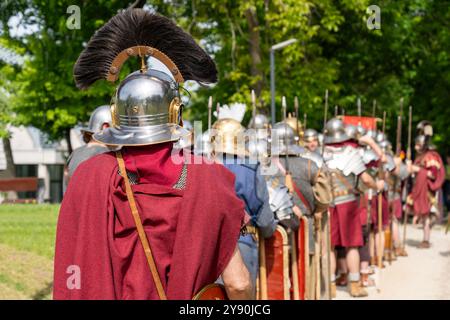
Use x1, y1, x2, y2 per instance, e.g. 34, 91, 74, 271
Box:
392, 218, 400, 248
346, 247, 360, 275
330, 247, 336, 281
423, 216, 431, 242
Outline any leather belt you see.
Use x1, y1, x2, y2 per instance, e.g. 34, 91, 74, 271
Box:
244, 225, 257, 235
333, 190, 350, 198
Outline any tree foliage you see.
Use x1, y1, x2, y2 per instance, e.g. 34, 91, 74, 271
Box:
0, 0, 449, 153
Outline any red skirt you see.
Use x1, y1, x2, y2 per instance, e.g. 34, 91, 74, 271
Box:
391, 198, 402, 220
358, 195, 368, 226
330, 201, 363, 248
371, 192, 389, 231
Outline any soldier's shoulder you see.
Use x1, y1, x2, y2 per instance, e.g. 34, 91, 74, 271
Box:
300, 151, 323, 168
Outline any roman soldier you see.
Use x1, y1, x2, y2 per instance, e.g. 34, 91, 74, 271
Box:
271, 120, 331, 299
303, 129, 320, 153
407, 121, 445, 248
211, 111, 277, 298
383, 139, 409, 257
323, 118, 384, 297
66, 105, 113, 179
54, 9, 252, 300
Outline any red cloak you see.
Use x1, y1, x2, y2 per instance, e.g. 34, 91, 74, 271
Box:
408, 150, 445, 215
53, 143, 245, 299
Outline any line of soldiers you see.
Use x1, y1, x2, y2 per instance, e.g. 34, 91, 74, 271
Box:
53, 8, 445, 300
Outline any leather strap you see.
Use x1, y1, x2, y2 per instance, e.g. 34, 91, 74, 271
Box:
275, 158, 313, 213
116, 151, 167, 300
107, 46, 184, 83
333, 171, 356, 194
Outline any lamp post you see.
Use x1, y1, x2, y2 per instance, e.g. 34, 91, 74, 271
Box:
270, 38, 297, 126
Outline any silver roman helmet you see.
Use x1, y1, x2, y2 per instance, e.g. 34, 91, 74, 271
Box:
303, 128, 318, 142
81, 105, 112, 134
324, 118, 350, 144
73, 9, 217, 146
271, 121, 304, 156
96, 69, 190, 146
345, 124, 358, 140
248, 114, 270, 130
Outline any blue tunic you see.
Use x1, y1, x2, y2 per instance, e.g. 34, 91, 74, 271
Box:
222, 156, 277, 288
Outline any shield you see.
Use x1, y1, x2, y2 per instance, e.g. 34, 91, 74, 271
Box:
259, 225, 290, 300
295, 216, 309, 300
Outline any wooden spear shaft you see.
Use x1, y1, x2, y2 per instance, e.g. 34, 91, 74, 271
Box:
377, 111, 386, 273
402, 106, 413, 250
258, 231, 268, 300
207, 96, 213, 130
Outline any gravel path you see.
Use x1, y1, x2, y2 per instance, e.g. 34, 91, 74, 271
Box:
336, 224, 450, 300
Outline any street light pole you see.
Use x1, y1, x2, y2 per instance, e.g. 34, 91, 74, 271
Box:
269, 38, 297, 126
270, 49, 276, 126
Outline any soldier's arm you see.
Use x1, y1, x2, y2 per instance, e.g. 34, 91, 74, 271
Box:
360, 171, 384, 191
222, 246, 253, 300
254, 168, 277, 238
311, 165, 332, 213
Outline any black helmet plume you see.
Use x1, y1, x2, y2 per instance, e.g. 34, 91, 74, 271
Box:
74, 9, 217, 89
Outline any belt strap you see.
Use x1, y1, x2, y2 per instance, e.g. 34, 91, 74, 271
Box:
275, 158, 313, 213
333, 170, 355, 194
116, 151, 167, 300
244, 225, 257, 235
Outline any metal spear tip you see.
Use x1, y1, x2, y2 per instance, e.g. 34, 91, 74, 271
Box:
282, 96, 287, 109
208, 96, 213, 108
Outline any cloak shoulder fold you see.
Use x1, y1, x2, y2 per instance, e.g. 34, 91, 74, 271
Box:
53, 152, 118, 299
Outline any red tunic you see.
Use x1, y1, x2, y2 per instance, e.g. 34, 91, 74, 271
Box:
408, 150, 445, 216
330, 201, 363, 248
53, 143, 245, 299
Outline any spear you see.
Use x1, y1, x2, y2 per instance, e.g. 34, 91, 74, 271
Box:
294, 96, 300, 141
372, 99, 377, 118
321, 89, 332, 299
388, 98, 404, 265
282, 96, 300, 300
402, 106, 413, 251
207, 96, 213, 131
375, 111, 387, 292
251, 89, 256, 127
216, 102, 220, 119
396, 98, 404, 156
321, 90, 329, 155
334, 105, 338, 117
377, 112, 386, 270
357, 98, 362, 117
303, 113, 307, 130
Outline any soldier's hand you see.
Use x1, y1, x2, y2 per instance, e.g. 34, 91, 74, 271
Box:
293, 205, 302, 218
376, 180, 385, 192
380, 153, 387, 163
314, 212, 322, 221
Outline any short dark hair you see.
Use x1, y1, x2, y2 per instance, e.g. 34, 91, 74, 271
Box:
83, 132, 93, 144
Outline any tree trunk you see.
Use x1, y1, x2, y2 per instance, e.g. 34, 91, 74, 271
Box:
0, 137, 16, 179
65, 128, 73, 156
245, 7, 264, 97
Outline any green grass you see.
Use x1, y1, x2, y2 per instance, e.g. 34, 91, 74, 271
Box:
0, 204, 59, 259
0, 204, 59, 299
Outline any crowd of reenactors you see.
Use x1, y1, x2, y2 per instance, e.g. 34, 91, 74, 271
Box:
53, 8, 445, 300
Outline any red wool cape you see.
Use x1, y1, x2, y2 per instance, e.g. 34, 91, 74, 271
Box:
53, 144, 245, 299
409, 150, 445, 215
